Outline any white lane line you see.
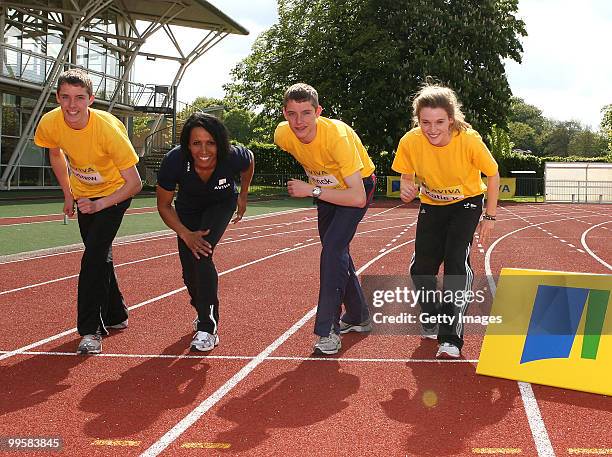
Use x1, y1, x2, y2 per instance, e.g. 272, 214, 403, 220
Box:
1, 222, 411, 295
0, 251, 177, 296
0, 208, 314, 264
0, 208, 159, 227
518, 382, 556, 457
487, 207, 558, 457
580, 222, 612, 270
141, 239, 415, 457
0, 350, 477, 363
0, 242, 319, 362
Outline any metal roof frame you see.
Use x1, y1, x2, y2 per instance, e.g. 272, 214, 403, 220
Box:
0, 0, 249, 189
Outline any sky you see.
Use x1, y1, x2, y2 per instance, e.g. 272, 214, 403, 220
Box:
134, 0, 612, 131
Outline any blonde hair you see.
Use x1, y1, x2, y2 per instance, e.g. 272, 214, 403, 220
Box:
412, 82, 471, 133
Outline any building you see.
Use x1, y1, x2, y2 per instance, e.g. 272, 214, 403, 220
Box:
0, 0, 248, 189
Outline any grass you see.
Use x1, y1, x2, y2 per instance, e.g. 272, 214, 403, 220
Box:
0, 197, 312, 256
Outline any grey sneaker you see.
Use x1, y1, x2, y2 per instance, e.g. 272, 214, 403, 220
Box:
107, 319, 128, 330
339, 319, 372, 334
420, 324, 438, 340
436, 342, 461, 359
313, 333, 341, 355
77, 334, 102, 354
191, 331, 219, 352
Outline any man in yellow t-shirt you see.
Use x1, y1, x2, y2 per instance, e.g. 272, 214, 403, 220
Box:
34, 69, 142, 355
274, 83, 376, 355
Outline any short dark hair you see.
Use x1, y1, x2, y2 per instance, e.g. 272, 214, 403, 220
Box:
180, 112, 230, 162
283, 83, 319, 109
57, 69, 93, 96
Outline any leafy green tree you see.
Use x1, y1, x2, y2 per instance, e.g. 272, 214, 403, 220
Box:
542, 120, 582, 157
601, 104, 612, 154
508, 97, 545, 130
487, 125, 514, 162
225, 0, 526, 153
507, 121, 537, 153
567, 129, 608, 157
224, 108, 255, 144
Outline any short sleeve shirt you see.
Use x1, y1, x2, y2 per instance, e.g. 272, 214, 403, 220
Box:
392, 128, 498, 205
157, 144, 252, 215
34, 108, 139, 198
274, 117, 375, 189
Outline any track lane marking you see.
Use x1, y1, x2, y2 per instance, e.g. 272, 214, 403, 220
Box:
580, 222, 612, 270
140, 238, 414, 457
1, 222, 414, 295
0, 350, 476, 363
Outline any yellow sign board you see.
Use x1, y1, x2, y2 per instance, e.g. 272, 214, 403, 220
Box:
477, 268, 612, 396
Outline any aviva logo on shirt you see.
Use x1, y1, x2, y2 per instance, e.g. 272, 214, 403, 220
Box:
477, 268, 612, 396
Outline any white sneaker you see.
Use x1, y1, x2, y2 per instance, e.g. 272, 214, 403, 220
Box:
191, 331, 219, 352
77, 334, 102, 354
313, 333, 341, 355
436, 342, 461, 359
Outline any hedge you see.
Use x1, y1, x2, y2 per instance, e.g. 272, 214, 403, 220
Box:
246, 141, 611, 179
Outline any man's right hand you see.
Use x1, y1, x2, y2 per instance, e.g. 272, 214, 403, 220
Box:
63, 195, 75, 217
181, 229, 212, 259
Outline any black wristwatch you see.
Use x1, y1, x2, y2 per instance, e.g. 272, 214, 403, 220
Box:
312, 186, 322, 199
482, 213, 496, 221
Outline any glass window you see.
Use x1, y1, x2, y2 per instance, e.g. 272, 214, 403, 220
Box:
2, 105, 20, 135
18, 166, 43, 186
3, 94, 17, 107
47, 34, 62, 59
76, 40, 89, 68
1, 137, 18, 165
88, 42, 106, 74
20, 141, 44, 166
44, 167, 58, 186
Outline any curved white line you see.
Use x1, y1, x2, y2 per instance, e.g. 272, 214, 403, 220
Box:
580, 221, 612, 270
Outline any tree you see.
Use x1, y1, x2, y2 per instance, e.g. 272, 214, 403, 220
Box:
567, 129, 608, 157
601, 104, 612, 154
225, 0, 526, 154
508, 97, 545, 130
507, 121, 537, 153
224, 108, 255, 144
541, 120, 582, 157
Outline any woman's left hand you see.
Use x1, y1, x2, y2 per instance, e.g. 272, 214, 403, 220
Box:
478, 219, 495, 244
232, 193, 248, 223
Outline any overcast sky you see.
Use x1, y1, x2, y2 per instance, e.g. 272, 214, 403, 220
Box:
134, 0, 611, 131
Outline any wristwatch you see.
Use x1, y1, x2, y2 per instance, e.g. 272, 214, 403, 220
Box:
312, 186, 322, 199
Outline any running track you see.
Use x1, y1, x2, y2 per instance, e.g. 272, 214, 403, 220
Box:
0, 202, 610, 456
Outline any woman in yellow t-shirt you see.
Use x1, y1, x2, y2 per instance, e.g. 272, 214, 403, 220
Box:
392, 83, 500, 359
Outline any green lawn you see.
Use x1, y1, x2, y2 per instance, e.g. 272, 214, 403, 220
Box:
0, 197, 312, 256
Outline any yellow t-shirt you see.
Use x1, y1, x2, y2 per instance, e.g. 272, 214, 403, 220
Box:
274, 117, 375, 189
392, 128, 498, 205
34, 107, 139, 199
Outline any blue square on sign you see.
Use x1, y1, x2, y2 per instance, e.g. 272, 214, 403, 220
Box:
392, 180, 400, 192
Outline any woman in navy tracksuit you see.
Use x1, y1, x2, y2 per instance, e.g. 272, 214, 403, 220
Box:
156, 113, 254, 352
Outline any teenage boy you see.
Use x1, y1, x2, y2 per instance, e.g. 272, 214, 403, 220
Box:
34, 69, 142, 354
274, 83, 376, 355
